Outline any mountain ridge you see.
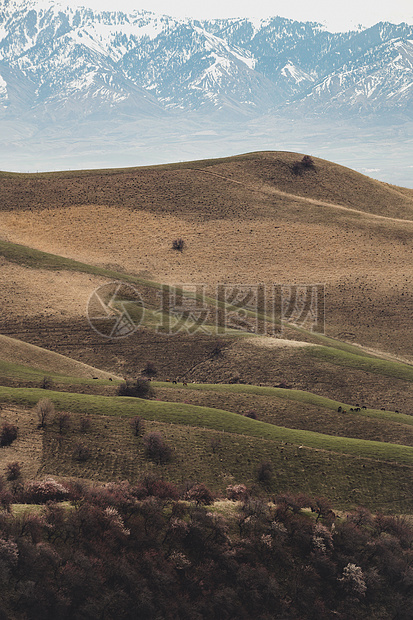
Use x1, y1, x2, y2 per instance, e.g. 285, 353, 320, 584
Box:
0, 1, 412, 119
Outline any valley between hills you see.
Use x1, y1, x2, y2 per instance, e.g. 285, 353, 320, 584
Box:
0, 150, 412, 513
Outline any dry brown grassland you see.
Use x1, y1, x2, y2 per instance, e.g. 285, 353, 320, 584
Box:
0, 152, 411, 359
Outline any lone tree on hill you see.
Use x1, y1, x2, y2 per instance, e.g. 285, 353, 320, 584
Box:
35, 398, 55, 428
301, 154, 315, 168
130, 415, 145, 437
292, 154, 315, 175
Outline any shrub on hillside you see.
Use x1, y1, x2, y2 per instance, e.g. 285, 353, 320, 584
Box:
292, 154, 316, 175
210, 436, 222, 453
73, 443, 91, 462
79, 416, 91, 433
142, 475, 179, 500
185, 483, 214, 506
143, 432, 172, 465
130, 415, 145, 437
226, 484, 249, 501
301, 154, 315, 168
117, 379, 155, 399
211, 340, 226, 357
0, 423, 18, 447
275, 493, 313, 518
40, 376, 53, 390
23, 477, 69, 503
5, 462, 22, 482
257, 461, 274, 485
58, 412, 71, 434
0, 488, 13, 511
143, 361, 157, 377
172, 238, 185, 252
35, 398, 54, 428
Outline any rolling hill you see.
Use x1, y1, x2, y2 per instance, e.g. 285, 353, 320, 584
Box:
0, 151, 412, 512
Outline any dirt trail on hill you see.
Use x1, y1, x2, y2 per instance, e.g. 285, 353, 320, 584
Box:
191, 168, 413, 225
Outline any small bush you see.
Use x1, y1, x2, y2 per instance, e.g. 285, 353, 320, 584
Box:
0, 423, 18, 447
244, 410, 257, 420
172, 238, 185, 252
130, 416, 145, 437
35, 398, 54, 428
117, 379, 155, 399
5, 462, 21, 482
40, 376, 53, 390
73, 443, 91, 462
0, 489, 13, 511
185, 483, 214, 506
257, 461, 273, 485
79, 417, 91, 433
58, 412, 71, 434
143, 361, 157, 377
211, 340, 226, 357
143, 432, 172, 465
142, 476, 179, 500
226, 484, 249, 501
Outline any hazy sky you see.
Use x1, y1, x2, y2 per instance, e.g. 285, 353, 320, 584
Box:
55, 0, 413, 32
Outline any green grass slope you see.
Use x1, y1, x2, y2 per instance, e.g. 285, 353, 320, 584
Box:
1, 386, 413, 465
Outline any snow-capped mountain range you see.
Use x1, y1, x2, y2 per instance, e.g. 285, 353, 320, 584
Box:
0, 0, 412, 121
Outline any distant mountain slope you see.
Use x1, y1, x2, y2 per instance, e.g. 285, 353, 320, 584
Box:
0, 1, 412, 119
